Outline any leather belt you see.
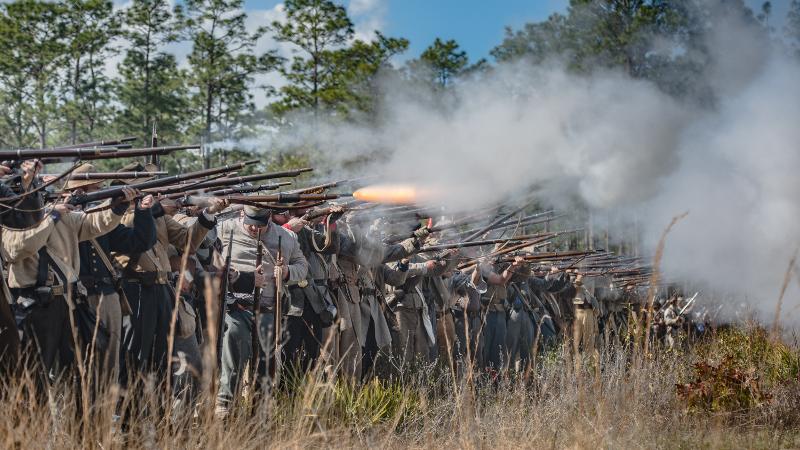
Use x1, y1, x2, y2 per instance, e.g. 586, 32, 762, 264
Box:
80, 276, 114, 286
126, 271, 170, 285
234, 301, 273, 314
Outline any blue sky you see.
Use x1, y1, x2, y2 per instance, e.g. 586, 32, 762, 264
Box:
241, 0, 791, 63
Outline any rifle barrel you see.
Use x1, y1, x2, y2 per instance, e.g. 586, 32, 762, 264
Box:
223, 193, 346, 204
67, 160, 258, 205
151, 169, 311, 195
39, 144, 199, 163
42, 171, 167, 180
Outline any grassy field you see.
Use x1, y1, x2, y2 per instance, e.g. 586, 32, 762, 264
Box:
2, 325, 799, 449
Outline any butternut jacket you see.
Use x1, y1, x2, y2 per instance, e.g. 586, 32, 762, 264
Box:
2, 206, 124, 289
114, 209, 214, 277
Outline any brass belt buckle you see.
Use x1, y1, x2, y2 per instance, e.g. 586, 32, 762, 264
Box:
298, 279, 309, 288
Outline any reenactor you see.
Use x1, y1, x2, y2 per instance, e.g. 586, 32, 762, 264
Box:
450, 268, 486, 368
113, 166, 227, 383
571, 274, 599, 368
505, 264, 536, 371
479, 256, 526, 371
64, 164, 157, 381
215, 205, 308, 417
2, 161, 136, 385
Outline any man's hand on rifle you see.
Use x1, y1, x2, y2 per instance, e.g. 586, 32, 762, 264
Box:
285, 217, 307, 233
254, 264, 266, 287
205, 197, 229, 214
139, 194, 155, 210
20, 159, 42, 189
53, 202, 76, 215
120, 186, 138, 202
413, 227, 430, 240
228, 267, 240, 284
274, 256, 288, 281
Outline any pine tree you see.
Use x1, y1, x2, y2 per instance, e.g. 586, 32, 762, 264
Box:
0, 0, 66, 148
184, 0, 280, 145
114, 0, 188, 147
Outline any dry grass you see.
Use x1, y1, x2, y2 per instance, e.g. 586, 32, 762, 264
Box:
2, 327, 799, 449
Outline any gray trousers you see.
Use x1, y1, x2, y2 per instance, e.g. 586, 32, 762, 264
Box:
218, 307, 274, 407
482, 310, 507, 370
393, 306, 429, 366
506, 308, 533, 370
87, 291, 121, 380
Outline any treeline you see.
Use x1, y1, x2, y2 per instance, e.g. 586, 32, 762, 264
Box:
0, 0, 798, 170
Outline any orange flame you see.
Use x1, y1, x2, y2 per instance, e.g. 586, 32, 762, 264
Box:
352, 184, 421, 205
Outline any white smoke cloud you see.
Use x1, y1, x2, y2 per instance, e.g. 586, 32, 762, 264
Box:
257, 2, 800, 324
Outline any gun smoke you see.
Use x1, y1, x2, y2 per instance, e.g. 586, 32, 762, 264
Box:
240, 4, 800, 324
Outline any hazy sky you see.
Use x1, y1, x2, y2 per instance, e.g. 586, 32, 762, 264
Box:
240, 0, 791, 62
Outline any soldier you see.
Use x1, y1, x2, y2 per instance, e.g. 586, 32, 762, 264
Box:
348, 223, 426, 379
387, 249, 450, 369
328, 215, 426, 380
216, 205, 308, 417
0, 162, 26, 374
480, 256, 525, 371
505, 265, 536, 371
64, 164, 157, 381
571, 274, 599, 368
114, 172, 226, 384
280, 210, 339, 376
662, 295, 681, 349
2, 162, 136, 384
419, 248, 461, 366
450, 267, 486, 369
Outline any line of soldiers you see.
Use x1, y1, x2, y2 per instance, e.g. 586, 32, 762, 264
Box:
0, 155, 709, 422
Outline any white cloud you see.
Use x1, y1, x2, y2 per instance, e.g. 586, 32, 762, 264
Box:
348, 0, 387, 42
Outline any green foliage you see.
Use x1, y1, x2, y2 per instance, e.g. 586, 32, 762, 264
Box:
114, 0, 188, 147
271, 0, 354, 115
59, 0, 118, 145
678, 327, 800, 413
0, 0, 67, 148
332, 378, 420, 431
407, 38, 469, 89
787, 0, 800, 56
184, 0, 281, 142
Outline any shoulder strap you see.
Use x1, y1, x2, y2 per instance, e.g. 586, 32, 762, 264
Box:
37, 248, 67, 287
89, 238, 120, 281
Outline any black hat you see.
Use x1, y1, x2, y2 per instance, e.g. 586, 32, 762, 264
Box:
243, 205, 271, 226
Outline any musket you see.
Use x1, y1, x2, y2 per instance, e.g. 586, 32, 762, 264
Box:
150, 121, 160, 170
301, 206, 339, 221
678, 292, 699, 316
66, 160, 258, 205
218, 230, 234, 362
284, 179, 345, 194
418, 231, 558, 253
250, 231, 264, 384
0, 147, 120, 161
222, 193, 347, 205
457, 235, 556, 269
462, 201, 532, 242
150, 169, 311, 195
207, 182, 292, 196
273, 235, 283, 387
39, 144, 199, 164
53, 136, 137, 150
41, 171, 167, 180
454, 211, 561, 238
163, 182, 291, 202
